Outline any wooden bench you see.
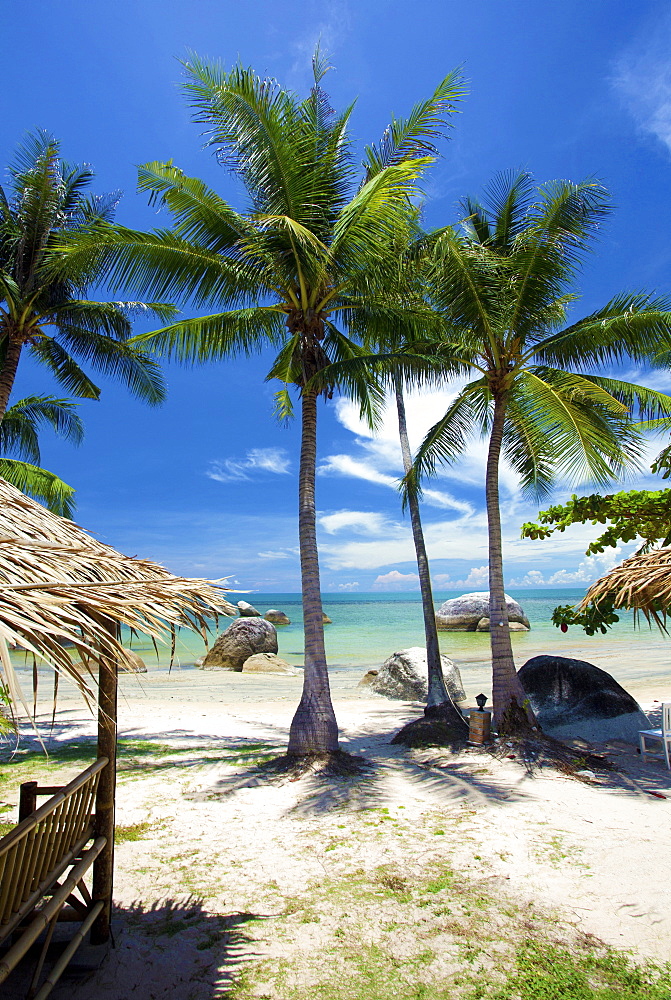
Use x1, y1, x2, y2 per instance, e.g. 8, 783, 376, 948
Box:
0, 757, 108, 1000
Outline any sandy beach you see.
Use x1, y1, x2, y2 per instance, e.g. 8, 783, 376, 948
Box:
3, 663, 671, 1000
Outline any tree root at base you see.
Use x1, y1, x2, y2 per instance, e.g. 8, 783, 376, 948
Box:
488, 731, 615, 777
258, 749, 371, 780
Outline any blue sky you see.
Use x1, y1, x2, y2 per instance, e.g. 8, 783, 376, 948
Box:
3, 0, 671, 592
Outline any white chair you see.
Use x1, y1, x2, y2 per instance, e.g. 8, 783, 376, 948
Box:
639, 703, 671, 769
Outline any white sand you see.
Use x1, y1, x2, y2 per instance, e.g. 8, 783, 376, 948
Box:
5, 669, 671, 998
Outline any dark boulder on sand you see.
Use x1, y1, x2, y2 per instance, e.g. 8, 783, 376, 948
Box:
518, 654, 650, 744
202, 618, 278, 671
436, 592, 530, 631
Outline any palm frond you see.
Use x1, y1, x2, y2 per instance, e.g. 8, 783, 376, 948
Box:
0, 459, 76, 517
532, 293, 671, 367
137, 161, 252, 251
0, 396, 84, 464
53, 224, 262, 307
28, 339, 101, 399
362, 68, 465, 180
131, 307, 286, 363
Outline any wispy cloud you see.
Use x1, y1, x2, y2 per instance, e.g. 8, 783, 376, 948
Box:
206, 448, 291, 483
319, 392, 476, 514
319, 510, 391, 536
286, 0, 351, 91
612, 14, 671, 153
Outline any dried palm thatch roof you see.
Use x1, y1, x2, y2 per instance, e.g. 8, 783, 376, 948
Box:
582, 546, 671, 631
0, 478, 237, 716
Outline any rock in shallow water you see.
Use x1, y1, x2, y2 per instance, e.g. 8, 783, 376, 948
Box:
237, 600, 261, 617
264, 609, 291, 624
202, 618, 278, 670
436, 591, 530, 631
370, 647, 466, 702
518, 654, 650, 744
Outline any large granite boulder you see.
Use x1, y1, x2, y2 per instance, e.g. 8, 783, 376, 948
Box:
370, 647, 466, 702
237, 600, 261, 617
436, 592, 530, 631
518, 654, 650, 744
265, 609, 291, 625
202, 618, 278, 671
242, 652, 298, 675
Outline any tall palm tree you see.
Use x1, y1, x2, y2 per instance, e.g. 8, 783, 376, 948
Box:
57, 52, 464, 755
0, 130, 171, 422
408, 172, 671, 732
0, 394, 83, 516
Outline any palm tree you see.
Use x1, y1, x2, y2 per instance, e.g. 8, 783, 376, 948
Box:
0, 130, 171, 422
0, 394, 83, 516
408, 172, 671, 732
57, 52, 464, 755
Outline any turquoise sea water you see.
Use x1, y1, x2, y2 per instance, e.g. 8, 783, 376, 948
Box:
124, 588, 670, 704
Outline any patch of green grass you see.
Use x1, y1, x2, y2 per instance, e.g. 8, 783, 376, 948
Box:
424, 872, 454, 894
0, 820, 14, 837
484, 939, 671, 1000
0, 738, 282, 798
115, 821, 153, 844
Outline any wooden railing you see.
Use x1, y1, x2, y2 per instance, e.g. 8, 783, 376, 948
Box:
0, 757, 108, 1000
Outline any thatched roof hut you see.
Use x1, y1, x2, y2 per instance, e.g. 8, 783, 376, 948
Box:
0, 478, 236, 708
0, 478, 237, 946
582, 546, 671, 631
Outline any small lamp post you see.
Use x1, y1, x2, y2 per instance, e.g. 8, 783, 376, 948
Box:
469, 693, 492, 744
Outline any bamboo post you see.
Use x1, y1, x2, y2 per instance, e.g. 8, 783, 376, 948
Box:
19, 781, 38, 822
90, 633, 118, 946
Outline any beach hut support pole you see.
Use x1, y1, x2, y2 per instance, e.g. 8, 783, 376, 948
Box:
91, 641, 118, 946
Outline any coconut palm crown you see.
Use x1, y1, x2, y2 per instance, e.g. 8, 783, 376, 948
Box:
406, 172, 671, 731
0, 130, 171, 423
57, 51, 465, 754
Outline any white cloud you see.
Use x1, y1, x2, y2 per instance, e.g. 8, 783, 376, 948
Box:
207, 448, 290, 483
457, 565, 489, 588
612, 17, 671, 153
509, 547, 630, 587
318, 455, 399, 488
510, 569, 546, 587
372, 569, 419, 591
321, 390, 520, 508
257, 550, 294, 561
546, 547, 624, 585
319, 510, 392, 535
336, 581, 359, 591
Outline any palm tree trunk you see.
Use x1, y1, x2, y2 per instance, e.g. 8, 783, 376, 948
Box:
486, 391, 535, 733
394, 379, 465, 729
288, 387, 339, 754
0, 334, 23, 422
